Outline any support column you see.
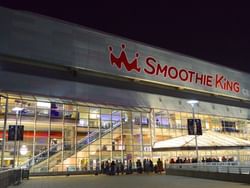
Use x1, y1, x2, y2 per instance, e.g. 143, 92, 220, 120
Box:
1, 97, 8, 168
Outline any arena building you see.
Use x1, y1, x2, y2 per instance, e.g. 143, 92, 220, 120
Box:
0, 6, 249, 173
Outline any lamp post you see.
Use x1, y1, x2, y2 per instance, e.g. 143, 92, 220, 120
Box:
12, 107, 23, 168
0, 97, 8, 168
187, 100, 199, 162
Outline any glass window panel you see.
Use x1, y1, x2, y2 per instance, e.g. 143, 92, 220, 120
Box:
133, 134, 142, 145
101, 152, 111, 161
89, 144, 100, 152
78, 113, 88, 127
132, 112, 141, 126
89, 119, 99, 128
101, 108, 111, 114
141, 113, 149, 128
122, 111, 132, 129
155, 110, 170, 128
64, 104, 78, 121
90, 107, 100, 114
101, 114, 111, 121
112, 110, 121, 124
142, 133, 151, 144
78, 106, 89, 113
100, 113, 110, 128
101, 144, 112, 151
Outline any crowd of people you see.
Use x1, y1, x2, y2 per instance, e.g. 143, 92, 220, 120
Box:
169, 156, 235, 164
96, 156, 235, 175
99, 158, 164, 175
101, 160, 126, 175
169, 157, 198, 164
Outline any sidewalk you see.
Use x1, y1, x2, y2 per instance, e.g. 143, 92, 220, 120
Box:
9, 174, 249, 188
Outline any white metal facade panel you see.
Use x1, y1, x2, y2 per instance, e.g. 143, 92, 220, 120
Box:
0, 7, 249, 101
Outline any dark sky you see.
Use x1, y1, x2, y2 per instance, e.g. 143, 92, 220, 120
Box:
1, 1, 250, 73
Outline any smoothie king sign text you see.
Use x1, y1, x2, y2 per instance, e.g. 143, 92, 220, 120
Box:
108, 44, 240, 93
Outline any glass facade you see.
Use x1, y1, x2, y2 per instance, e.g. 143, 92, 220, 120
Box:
0, 94, 250, 172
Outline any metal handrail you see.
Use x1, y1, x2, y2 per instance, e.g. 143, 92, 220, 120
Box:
53, 121, 122, 168
20, 121, 122, 169
167, 162, 250, 174
0, 168, 28, 188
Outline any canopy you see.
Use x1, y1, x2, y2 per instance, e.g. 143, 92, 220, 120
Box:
153, 131, 250, 151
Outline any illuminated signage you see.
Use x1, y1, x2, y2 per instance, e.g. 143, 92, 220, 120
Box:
108, 44, 240, 94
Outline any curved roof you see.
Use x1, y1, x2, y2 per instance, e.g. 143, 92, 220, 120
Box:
153, 131, 250, 151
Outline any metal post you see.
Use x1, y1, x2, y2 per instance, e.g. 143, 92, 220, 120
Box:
32, 104, 37, 166
121, 112, 124, 164
149, 109, 154, 161
140, 113, 143, 160
192, 104, 199, 161
1, 97, 8, 168
13, 111, 19, 168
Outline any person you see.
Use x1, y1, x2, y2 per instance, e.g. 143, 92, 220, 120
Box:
116, 160, 120, 175
127, 160, 132, 174
202, 157, 205, 163
145, 159, 151, 173
154, 164, 158, 174
157, 158, 163, 174
110, 161, 115, 175
222, 156, 227, 162
101, 161, 105, 174
95, 166, 99, 175
136, 159, 142, 174
143, 159, 146, 172
170, 158, 175, 164
149, 159, 154, 172
120, 162, 124, 175
105, 161, 110, 175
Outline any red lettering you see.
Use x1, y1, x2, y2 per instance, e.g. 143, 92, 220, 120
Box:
215, 74, 224, 89
144, 57, 156, 75
168, 67, 178, 79
188, 71, 195, 82
206, 75, 213, 87
233, 82, 240, 93
110, 45, 242, 95
195, 73, 203, 85
179, 69, 188, 81
225, 80, 233, 91
156, 64, 168, 77
203, 75, 207, 85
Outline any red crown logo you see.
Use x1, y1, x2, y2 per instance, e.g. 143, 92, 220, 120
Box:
108, 44, 141, 72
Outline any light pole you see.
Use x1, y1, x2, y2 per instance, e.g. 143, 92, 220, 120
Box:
1, 97, 8, 168
187, 100, 199, 162
12, 107, 23, 168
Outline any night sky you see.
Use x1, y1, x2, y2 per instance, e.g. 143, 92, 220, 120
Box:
1, 1, 250, 74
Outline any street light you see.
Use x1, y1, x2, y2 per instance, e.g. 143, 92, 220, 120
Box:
12, 107, 23, 168
20, 145, 28, 156
187, 100, 199, 162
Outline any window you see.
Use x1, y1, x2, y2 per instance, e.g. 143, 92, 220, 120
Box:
221, 121, 238, 132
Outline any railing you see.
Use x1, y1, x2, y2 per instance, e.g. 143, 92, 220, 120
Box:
20, 143, 60, 168
166, 162, 250, 174
21, 121, 122, 170
61, 121, 122, 164
0, 168, 29, 188
76, 121, 121, 151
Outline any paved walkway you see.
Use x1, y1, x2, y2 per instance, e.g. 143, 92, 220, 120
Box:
10, 174, 250, 188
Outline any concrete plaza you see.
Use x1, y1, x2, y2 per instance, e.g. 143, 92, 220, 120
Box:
9, 174, 250, 188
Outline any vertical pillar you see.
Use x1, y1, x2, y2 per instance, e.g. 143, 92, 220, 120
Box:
140, 112, 143, 160
192, 105, 199, 161
13, 110, 19, 168
150, 109, 155, 160
1, 97, 8, 168
32, 102, 37, 166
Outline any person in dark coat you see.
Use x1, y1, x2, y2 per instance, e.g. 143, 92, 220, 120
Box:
110, 161, 116, 175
